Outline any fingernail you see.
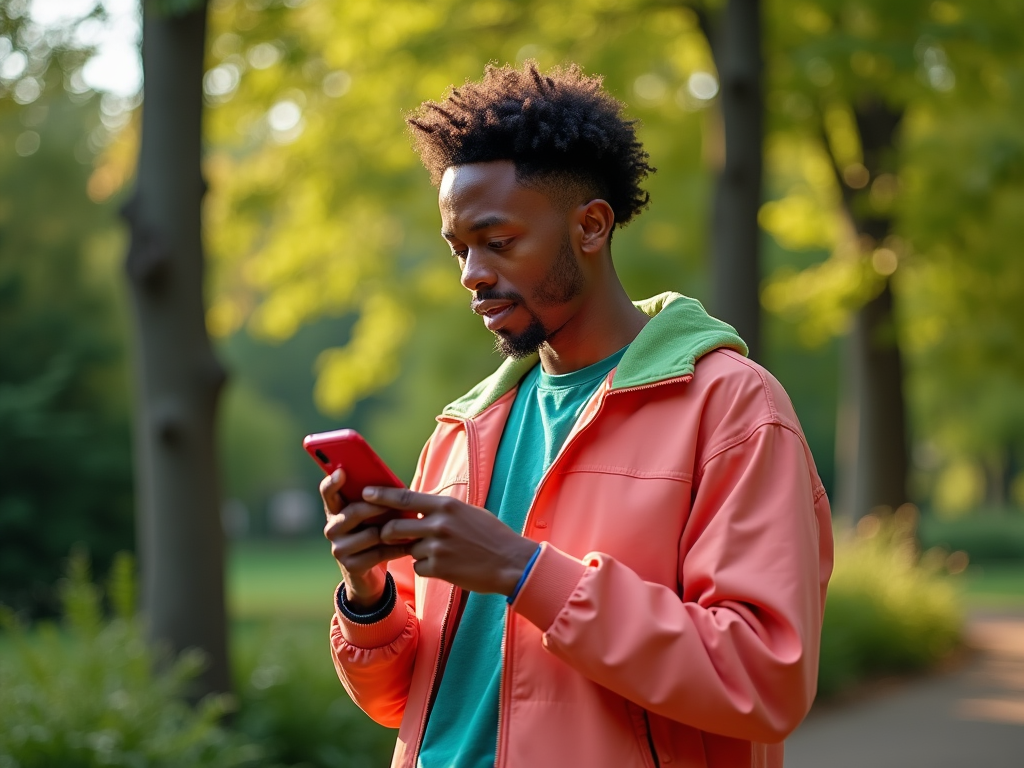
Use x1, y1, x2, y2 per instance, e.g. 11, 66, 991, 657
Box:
363, 487, 377, 500
332, 469, 342, 483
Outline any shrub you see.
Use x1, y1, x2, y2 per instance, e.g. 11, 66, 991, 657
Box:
0, 551, 264, 768
0, 91, 135, 618
232, 620, 395, 768
818, 509, 964, 698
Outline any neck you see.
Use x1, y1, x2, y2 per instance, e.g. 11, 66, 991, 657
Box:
538, 271, 649, 375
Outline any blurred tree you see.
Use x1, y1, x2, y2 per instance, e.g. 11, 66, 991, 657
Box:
0, 0, 136, 616
96, 0, 1022, 522
899, 77, 1024, 512
121, 0, 230, 694
197, 0, 716, 422
760, 0, 1024, 517
189, 0, 849, 484
697, 0, 765, 362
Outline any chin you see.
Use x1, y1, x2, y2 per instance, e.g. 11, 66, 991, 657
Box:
494, 322, 548, 359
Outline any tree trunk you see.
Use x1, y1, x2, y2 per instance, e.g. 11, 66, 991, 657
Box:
704, 0, 764, 362
848, 280, 908, 516
833, 101, 909, 518
122, 1, 230, 695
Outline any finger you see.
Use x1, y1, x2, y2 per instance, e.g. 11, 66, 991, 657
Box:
319, 468, 348, 514
406, 537, 440, 564
363, 485, 448, 512
327, 526, 382, 560
339, 544, 413, 574
411, 554, 436, 578
379, 517, 435, 544
324, 501, 391, 538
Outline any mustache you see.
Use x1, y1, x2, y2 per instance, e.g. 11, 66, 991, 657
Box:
470, 289, 525, 310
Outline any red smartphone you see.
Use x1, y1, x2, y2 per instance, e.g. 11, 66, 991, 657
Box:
303, 429, 413, 524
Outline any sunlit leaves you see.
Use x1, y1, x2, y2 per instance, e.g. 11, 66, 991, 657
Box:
896, 86, 1024, 489
763, 256, 882, 345
313, 292, 412, 416
200, 0, 715, 417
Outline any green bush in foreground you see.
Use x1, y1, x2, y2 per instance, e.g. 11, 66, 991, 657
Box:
231, 619, 395, 768
818, 510, 964, 698
2, 529, 965, 765
0, 551, 263, 768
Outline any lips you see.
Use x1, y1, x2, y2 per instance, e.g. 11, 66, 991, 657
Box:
472, 300, 517, 331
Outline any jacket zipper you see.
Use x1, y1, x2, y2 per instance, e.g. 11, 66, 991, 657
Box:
642, 709, 661, 768
496, 611, 511, 766
412, 417, 482, 758
494, 373, 692, 766
495, 383, 609, 766
414, 582, 456, 757
434, 373, 693, 766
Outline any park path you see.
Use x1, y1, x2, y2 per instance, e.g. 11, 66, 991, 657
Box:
784, 609, 1024, 767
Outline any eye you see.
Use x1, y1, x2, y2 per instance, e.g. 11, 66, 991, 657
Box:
488, 238, 513, 250
450, 248, 468, 261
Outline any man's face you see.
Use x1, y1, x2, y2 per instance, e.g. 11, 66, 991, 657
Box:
439, 161, 586, 358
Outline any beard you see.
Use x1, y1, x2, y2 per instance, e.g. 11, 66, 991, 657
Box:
494, 312, 549, 359
482, 232, 584, 360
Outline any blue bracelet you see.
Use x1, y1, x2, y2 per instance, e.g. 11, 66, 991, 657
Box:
507, 545, 542, 605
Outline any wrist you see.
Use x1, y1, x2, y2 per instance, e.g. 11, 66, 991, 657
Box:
501, 538, 542, 596
344, 567, 386, 607
506, 544, 541, 603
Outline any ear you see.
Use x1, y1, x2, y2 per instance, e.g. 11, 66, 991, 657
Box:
576, 199, 615, 256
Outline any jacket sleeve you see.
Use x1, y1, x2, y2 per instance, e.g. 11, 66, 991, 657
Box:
329, 437, 435, 728
510, 422, 834, 743
330, 555, 419, 727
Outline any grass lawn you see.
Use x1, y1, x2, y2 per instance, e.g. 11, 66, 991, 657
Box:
228, 537, 340, 620
223, 538, 1024, 620
959, 561, 1024, 608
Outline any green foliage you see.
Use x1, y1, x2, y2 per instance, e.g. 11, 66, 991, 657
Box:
0, 88, 134, 616
0, 547, 395, 768
0, 0, 96, 112
756, 0, 1024, 501
0, 551, 265, 768
818, 512, 963, 698
232, 620, 395, 768
201, 0, 712, 418
219, 380, 305, 514
919, 513, 1024, 565
900, 93, 1024, 469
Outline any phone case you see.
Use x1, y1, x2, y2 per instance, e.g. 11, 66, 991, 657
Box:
302, 429, 406, 508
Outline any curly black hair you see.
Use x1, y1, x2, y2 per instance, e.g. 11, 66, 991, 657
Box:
407, 61, 655, 228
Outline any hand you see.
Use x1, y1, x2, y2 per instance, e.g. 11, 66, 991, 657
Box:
365, 485, 539, 596
320, 469, 411, 607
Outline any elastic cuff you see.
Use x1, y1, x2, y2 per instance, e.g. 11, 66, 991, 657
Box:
337, 572, 396, 624
333, 576, 410, 649
510, 542, 588, 632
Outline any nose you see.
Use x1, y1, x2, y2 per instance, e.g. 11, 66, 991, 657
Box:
459, 248, 497, 293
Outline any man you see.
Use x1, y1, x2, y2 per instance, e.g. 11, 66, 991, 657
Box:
322, 62, 833, 768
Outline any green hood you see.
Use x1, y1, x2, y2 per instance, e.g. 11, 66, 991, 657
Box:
441, 292, 748, 419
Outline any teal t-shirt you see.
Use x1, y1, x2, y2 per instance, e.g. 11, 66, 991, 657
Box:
417, 345, 629, 768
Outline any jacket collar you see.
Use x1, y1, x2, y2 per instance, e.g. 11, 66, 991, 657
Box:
441, 292, 747, 419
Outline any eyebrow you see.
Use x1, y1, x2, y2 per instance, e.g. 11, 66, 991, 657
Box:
441, 215, 513, 240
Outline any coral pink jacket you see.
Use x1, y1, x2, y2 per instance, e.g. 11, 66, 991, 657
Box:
330, 294, 833, 768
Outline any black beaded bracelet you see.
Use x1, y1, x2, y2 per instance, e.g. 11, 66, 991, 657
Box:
337, 572, 397, 625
